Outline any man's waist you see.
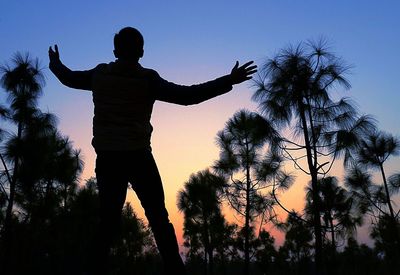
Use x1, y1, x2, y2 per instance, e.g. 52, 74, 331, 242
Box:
92, 134, 151, 151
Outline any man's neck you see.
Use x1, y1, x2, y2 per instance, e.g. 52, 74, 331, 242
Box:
116, 58, 139, 64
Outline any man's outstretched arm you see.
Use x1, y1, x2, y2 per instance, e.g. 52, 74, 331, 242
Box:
154, 61, 257, 105
49, 45, 94, 91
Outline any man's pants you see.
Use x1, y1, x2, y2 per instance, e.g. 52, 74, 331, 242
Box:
94, 148, 186, 275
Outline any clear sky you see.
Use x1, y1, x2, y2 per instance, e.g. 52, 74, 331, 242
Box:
1, 0, 399, 248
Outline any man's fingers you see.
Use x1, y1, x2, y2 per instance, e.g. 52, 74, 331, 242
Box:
246, 69, 257, 75
233, 61, 239, 70
245, 65, 257, 71
55, 44, 59, 53
231, 60, 257, 84
239, 61, 254, 69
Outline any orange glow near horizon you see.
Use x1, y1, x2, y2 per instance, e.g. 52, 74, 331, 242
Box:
73, 92, 377, 251
76, 101, 336, 250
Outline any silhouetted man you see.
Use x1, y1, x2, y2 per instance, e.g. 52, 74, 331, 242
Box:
49, 27, 256, 275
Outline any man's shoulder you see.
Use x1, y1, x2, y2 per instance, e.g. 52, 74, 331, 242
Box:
91, 63, 110, 73
138, 65, 160, 79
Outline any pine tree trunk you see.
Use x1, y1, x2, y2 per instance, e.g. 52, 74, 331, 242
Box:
329, 216, 336, 253
380, 164, 400, 254
299, 103, 324, 274
203, 219, 213, 275
244, 143, 251, 275
380, 164, 396, 223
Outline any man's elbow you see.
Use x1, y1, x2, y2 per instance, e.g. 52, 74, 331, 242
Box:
56, 78, 83, 90
180, 98, 205, 106
57, 78, 74, 88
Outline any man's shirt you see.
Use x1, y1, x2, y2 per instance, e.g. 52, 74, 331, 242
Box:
50, 59, 233, 151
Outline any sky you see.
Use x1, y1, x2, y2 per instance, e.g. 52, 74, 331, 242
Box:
1, 0, 399, 248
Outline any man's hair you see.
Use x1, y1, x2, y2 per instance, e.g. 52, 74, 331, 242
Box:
114, 27, 144, 59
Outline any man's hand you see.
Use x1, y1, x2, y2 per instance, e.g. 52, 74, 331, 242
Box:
48, 44, 60, 64
229, 61, 257, 85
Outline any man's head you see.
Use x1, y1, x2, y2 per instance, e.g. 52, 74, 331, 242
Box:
113, 27, 144, 61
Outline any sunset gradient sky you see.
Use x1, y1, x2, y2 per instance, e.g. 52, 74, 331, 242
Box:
1, 0, 399, 248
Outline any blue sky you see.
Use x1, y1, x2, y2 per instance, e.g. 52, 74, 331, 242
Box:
1, 0, 399, 132
1, 0, 399, 246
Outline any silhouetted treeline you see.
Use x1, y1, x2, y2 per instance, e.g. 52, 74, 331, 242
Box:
178, 170, 397, 275
0, 177, 161, 275
1, 42, 399, 275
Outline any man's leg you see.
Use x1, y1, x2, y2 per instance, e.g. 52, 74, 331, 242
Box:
93, 151, 129, 275
129, 149, 186, 275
